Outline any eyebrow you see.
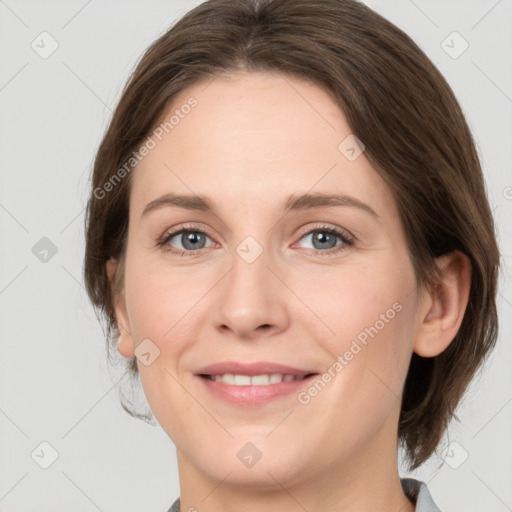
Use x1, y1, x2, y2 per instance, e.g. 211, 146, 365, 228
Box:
141, 192, 379, 219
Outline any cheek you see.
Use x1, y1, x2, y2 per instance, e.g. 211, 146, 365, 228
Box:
298, 257, 416, 404
298, 292, 416, 469
123, 255, 201, 345
122, 259, 202, 435
299, 259, 413, 347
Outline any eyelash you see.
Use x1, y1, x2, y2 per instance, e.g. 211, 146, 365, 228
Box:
157, 223, 355, 257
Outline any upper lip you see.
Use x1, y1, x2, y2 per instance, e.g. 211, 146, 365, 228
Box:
195, 361, 318, 377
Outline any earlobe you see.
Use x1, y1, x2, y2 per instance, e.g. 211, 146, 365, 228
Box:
106, 257, 117, 282
117, 329, 135, 358
106, 257, 135, 358
413, 251, 472, 358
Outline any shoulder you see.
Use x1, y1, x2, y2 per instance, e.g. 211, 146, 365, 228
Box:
401, 477, 443, 512
168, 481, 442, 512
166, 497, 180, 512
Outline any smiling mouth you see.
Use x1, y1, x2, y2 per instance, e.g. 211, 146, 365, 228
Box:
199, 373, 318, 386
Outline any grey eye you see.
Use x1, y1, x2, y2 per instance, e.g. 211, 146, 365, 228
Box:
168, 230, 212, 251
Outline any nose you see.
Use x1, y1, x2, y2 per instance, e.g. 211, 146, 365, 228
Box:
214, 241, 289, 340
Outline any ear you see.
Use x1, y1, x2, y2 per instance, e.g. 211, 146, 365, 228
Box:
106, 258, 135, 358
413, 250, 472, 357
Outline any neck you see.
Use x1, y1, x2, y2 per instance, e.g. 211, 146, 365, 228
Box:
175, 410, 415, 512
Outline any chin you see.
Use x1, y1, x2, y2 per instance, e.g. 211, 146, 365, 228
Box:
191, 439, 312, 490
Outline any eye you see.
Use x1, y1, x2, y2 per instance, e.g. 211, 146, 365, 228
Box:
295, 225, 354, 255
157, 223, 355, 257
158, 224, 215, 256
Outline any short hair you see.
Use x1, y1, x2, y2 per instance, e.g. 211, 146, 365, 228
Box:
83, 0, 500, 471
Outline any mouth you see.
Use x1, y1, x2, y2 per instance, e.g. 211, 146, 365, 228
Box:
194, 361, 320, 407
198, 372, 317, 385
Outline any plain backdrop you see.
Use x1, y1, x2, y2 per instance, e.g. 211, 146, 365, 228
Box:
0, 1, 511, 511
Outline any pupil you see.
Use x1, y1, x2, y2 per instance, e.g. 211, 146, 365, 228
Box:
314, 232, 335, 249
183, 232, 204, 250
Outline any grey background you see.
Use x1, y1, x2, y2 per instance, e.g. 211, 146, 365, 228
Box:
0, 0, 511, 511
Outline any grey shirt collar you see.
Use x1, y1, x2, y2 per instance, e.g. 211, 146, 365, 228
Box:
167, 477, 442, 512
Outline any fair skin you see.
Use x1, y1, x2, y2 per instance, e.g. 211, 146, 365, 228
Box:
108, 70, 471, 512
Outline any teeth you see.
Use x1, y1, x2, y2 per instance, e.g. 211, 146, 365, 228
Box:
234, 374, 251, 386
208, 373, 305, 386
269, 373, 282, 384
253, 374, 272, 385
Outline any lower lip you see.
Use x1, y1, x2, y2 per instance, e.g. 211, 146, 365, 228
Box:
196, 375, 317, 407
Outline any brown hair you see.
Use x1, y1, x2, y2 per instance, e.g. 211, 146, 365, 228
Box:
83, 0, 500, 471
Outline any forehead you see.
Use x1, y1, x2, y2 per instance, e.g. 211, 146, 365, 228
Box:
130, 70, 395, 220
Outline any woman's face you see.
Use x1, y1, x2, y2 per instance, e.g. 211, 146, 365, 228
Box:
114, 70, 424, 489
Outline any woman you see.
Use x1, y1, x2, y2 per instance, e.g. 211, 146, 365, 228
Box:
83, 1, 500, 510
